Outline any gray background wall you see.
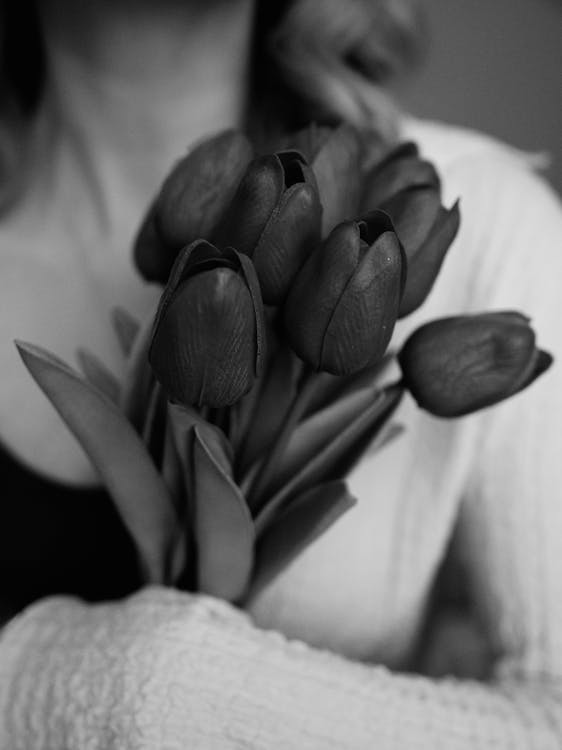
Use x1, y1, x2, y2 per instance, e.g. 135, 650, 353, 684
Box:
398, 0, 562, 194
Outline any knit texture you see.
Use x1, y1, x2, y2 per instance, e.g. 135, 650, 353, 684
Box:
1, 119, 561, 748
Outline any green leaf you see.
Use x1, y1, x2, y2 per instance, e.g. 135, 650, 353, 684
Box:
76, 348, 121, 403
248, 481, 355, 599
255, 384, 404, 534
192, 426, 254, 601
111, 306, 141, 357
16, 341, 180, 585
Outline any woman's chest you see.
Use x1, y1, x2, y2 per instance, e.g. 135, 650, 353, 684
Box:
0, 223, 160, 482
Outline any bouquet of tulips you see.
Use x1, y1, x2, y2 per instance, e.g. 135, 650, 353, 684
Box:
17, 125, 552, 604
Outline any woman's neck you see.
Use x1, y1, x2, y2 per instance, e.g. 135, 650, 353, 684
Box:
29, 0, 256, 250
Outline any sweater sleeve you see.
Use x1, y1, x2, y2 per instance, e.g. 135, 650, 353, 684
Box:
1, 153, 561, 750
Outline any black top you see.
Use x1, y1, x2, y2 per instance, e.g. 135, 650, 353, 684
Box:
0, 447, 141, 611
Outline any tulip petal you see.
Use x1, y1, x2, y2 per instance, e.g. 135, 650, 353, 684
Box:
237, 253, 266, 378
192, 426, 254, 601
76, 348, 120, 404
311, 123, 362, 235
155, 130, 253, 249
380, 185, 441, 259
133, 200, 177, 283
511, 349, 553, 394
398, 199, 461, 317
320, 231, 402, 374
283, 221, 362, 370
111, 307, 141, 357
15, 341, 179, 585
253, 182, 322, 304
282, 124, 334, 161
373, 141, 420, 170
362, 157, 440, 212
215, 154, 285, 256
247, 481, 355, 599
255, 383, 404, 533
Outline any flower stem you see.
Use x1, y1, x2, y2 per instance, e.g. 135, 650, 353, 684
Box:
247, 365, 318, 515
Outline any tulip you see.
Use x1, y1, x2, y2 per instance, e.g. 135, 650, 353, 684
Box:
361, 142, 460, 318
284, 210, 403, 375
149, 239, 265, 408
379, 185, 460, 318
217, 150, 322, 305
361, 141, 440, 209
287, 123, 363, 236
134, 131, 253, 283
398, 312, 553, 417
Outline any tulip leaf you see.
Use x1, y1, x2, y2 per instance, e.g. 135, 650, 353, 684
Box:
248, 481, 356, 598
303, 353, 395, 417
111, 306, 141, 357
192, 426, 254, 601
255, 383, 404, 534
168, 402, 233, 478
15, 341, 180, 585
120, 312, 157, 430
236, 344, 300, 477
398, 200, 461, 318
161, 415, 185, 518
76, 348, 121, 404
141, 381, 168, 468
264, 385, 378, 497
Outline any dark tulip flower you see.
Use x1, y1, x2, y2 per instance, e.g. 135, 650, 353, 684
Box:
284, 210, 403, 375
287, 123, 363, 236
361, 141, 440, 209
134, 131, 253, 283
379, 185, 460, 318
398, 312, 553, 417
217, 150, 322, 305
149, 239, 265, 408
361, 141, 460, 318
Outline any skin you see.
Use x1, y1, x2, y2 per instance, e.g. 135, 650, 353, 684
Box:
0, 0, 256, 483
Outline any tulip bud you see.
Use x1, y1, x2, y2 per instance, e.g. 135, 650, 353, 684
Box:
288, 123, 363, 236
361, 141, 440, 210
360, 142, 459, 318
378, 185, 460, 318
149, 239, 265, 408
398, 312, 553, 417
284, 210, 403, 375
218, 150, 322, 305
134, 131, 253, 283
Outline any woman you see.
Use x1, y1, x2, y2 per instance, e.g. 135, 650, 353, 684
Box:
1, 0, 562, 747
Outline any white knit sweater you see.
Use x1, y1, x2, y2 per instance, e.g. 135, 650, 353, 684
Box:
1, 119, 561, 749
